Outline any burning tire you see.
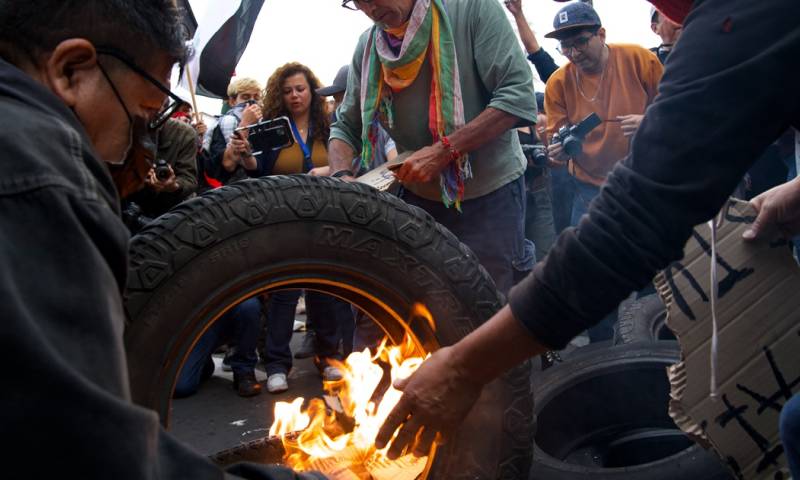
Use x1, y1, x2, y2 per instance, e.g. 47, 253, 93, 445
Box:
613, 294, 676, 345
529, 342, 732, 479
124, 175, 533, 479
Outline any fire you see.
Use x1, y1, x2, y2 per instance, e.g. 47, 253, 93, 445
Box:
268, 305, 433, 478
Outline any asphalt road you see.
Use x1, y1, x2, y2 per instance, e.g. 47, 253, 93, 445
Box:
170, 316, 329, 456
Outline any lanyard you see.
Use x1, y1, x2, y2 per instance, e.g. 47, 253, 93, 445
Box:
289, 118, 314, 173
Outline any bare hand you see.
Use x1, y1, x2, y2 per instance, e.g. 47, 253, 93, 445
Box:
618, 114, 644, 137
395, 143, 451, 184
229, 132, 252, 157
240, 104, 262, 127
308, 166, 331, 177
504, 0, 522, 16
547, 141, 568, 162
145, 166, 179, 193
743, 176, 800, 241
374, 347, 483, 460
194, 121, 207, 137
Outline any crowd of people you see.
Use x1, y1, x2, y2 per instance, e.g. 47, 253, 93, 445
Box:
2, 0, 799, 478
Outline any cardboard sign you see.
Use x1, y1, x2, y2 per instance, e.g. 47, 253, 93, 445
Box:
655, 199, 799, 479
355, 152, 412, 192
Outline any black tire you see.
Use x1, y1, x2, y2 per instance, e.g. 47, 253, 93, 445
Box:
613, 294, 676, 345
530, 342, 733, 480
124, 175, 533, 480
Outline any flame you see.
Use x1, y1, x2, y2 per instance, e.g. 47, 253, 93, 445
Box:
268, 304, 433, 475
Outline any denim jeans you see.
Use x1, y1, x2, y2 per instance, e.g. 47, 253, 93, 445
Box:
262, 290, 349, 375
174, 297, 262, 397
525, 171, 557, 259
570, 179, 602, 228
401, 175, 531, 295
569, 179, 617, 342
550, 166, 576, 235
780, 394, 800, 476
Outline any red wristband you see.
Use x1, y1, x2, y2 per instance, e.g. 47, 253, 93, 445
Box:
441, 136, 462, 162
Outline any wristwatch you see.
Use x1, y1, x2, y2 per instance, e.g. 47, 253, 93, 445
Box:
331, 169, 355, 178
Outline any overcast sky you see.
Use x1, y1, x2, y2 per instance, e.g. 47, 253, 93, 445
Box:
187, 0, 661, 115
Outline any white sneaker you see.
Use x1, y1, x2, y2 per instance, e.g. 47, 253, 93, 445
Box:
266, 373, 289, 394
322, 365, 343, 382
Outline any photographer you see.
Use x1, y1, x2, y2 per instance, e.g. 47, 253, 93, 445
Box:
544, 2, 662, 341
545, 2, 662, 229
124, 118, 198, 232
204, 77, 263, 186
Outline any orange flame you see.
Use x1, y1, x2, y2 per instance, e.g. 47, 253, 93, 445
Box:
268, 304, 433, 476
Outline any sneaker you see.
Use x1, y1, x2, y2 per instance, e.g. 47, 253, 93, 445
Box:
221, 348, 234, 372
266, 373, 289, 394
232, 371, 262, 397
294, 331, 317, 359
321, 365, 343, 382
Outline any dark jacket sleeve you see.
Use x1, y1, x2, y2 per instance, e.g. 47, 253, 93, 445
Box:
527, 48, 559, 84
171, 121, 199, 198
508, 0, 800, 349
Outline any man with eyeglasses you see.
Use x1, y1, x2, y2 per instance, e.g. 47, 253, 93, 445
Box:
330, 0, 538, 296
0, 1, 321, 479
544, 2, 662, 342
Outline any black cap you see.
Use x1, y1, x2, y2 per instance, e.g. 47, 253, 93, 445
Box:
544, 2, 602, 40
317, 65, 349, 96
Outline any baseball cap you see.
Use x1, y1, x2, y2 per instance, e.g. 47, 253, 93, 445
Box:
317, 65, 349, 96
544, 2, 602, 40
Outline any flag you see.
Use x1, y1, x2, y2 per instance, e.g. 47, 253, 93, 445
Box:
180, 0, 265, 99
174, 0, 198, 40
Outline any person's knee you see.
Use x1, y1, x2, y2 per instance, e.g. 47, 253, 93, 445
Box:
780, 394, 800, 447
173, 376, 199, 398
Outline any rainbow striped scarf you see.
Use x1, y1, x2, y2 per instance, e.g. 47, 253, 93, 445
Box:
359, 0, 470, 209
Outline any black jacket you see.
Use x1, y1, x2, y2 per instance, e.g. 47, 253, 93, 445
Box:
0, 58, 323, 480
509, 0, 800, 349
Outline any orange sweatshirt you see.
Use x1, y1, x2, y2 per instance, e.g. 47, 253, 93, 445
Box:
545, 44, 662, 186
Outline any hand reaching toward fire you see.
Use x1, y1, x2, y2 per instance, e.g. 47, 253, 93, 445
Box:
374, 346, 484, 460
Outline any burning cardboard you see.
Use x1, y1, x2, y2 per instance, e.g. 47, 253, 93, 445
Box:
655, 199, 798, 479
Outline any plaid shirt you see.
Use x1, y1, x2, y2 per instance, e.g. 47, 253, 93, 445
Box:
217, 103, 246, 146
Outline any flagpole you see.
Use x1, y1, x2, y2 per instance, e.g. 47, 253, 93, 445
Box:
184, 64, 201, 123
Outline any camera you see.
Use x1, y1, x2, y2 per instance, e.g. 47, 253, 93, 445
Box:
521, 144, 549, 167
154, 159, 171, 181
551, 112, 602, 157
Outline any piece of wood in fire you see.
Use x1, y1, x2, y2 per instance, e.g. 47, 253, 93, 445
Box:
654, 198, 799, 479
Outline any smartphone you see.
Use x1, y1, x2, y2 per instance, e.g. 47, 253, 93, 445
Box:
235, 116, 294, 156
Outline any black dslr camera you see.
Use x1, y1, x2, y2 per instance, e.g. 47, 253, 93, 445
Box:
154, 159, 171, 181
552, 112, 602, 157
521, 144, 549, 167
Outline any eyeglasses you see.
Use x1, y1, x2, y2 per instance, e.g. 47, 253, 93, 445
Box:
341, 0, 372, 11
556, 34, 596, 55
95, 47, 185, 130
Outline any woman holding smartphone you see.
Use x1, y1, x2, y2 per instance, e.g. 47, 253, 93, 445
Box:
249, 62, 351, 394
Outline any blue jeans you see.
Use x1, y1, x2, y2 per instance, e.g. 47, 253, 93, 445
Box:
550, 166, 576, 235
781, 394, 800, 476
401, 175, 531, 295
525, 171, 556, 259
570, 179, 602, 228
263, 290, 349, 375
569, 179, 617, 342
174, 298, 262, 397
